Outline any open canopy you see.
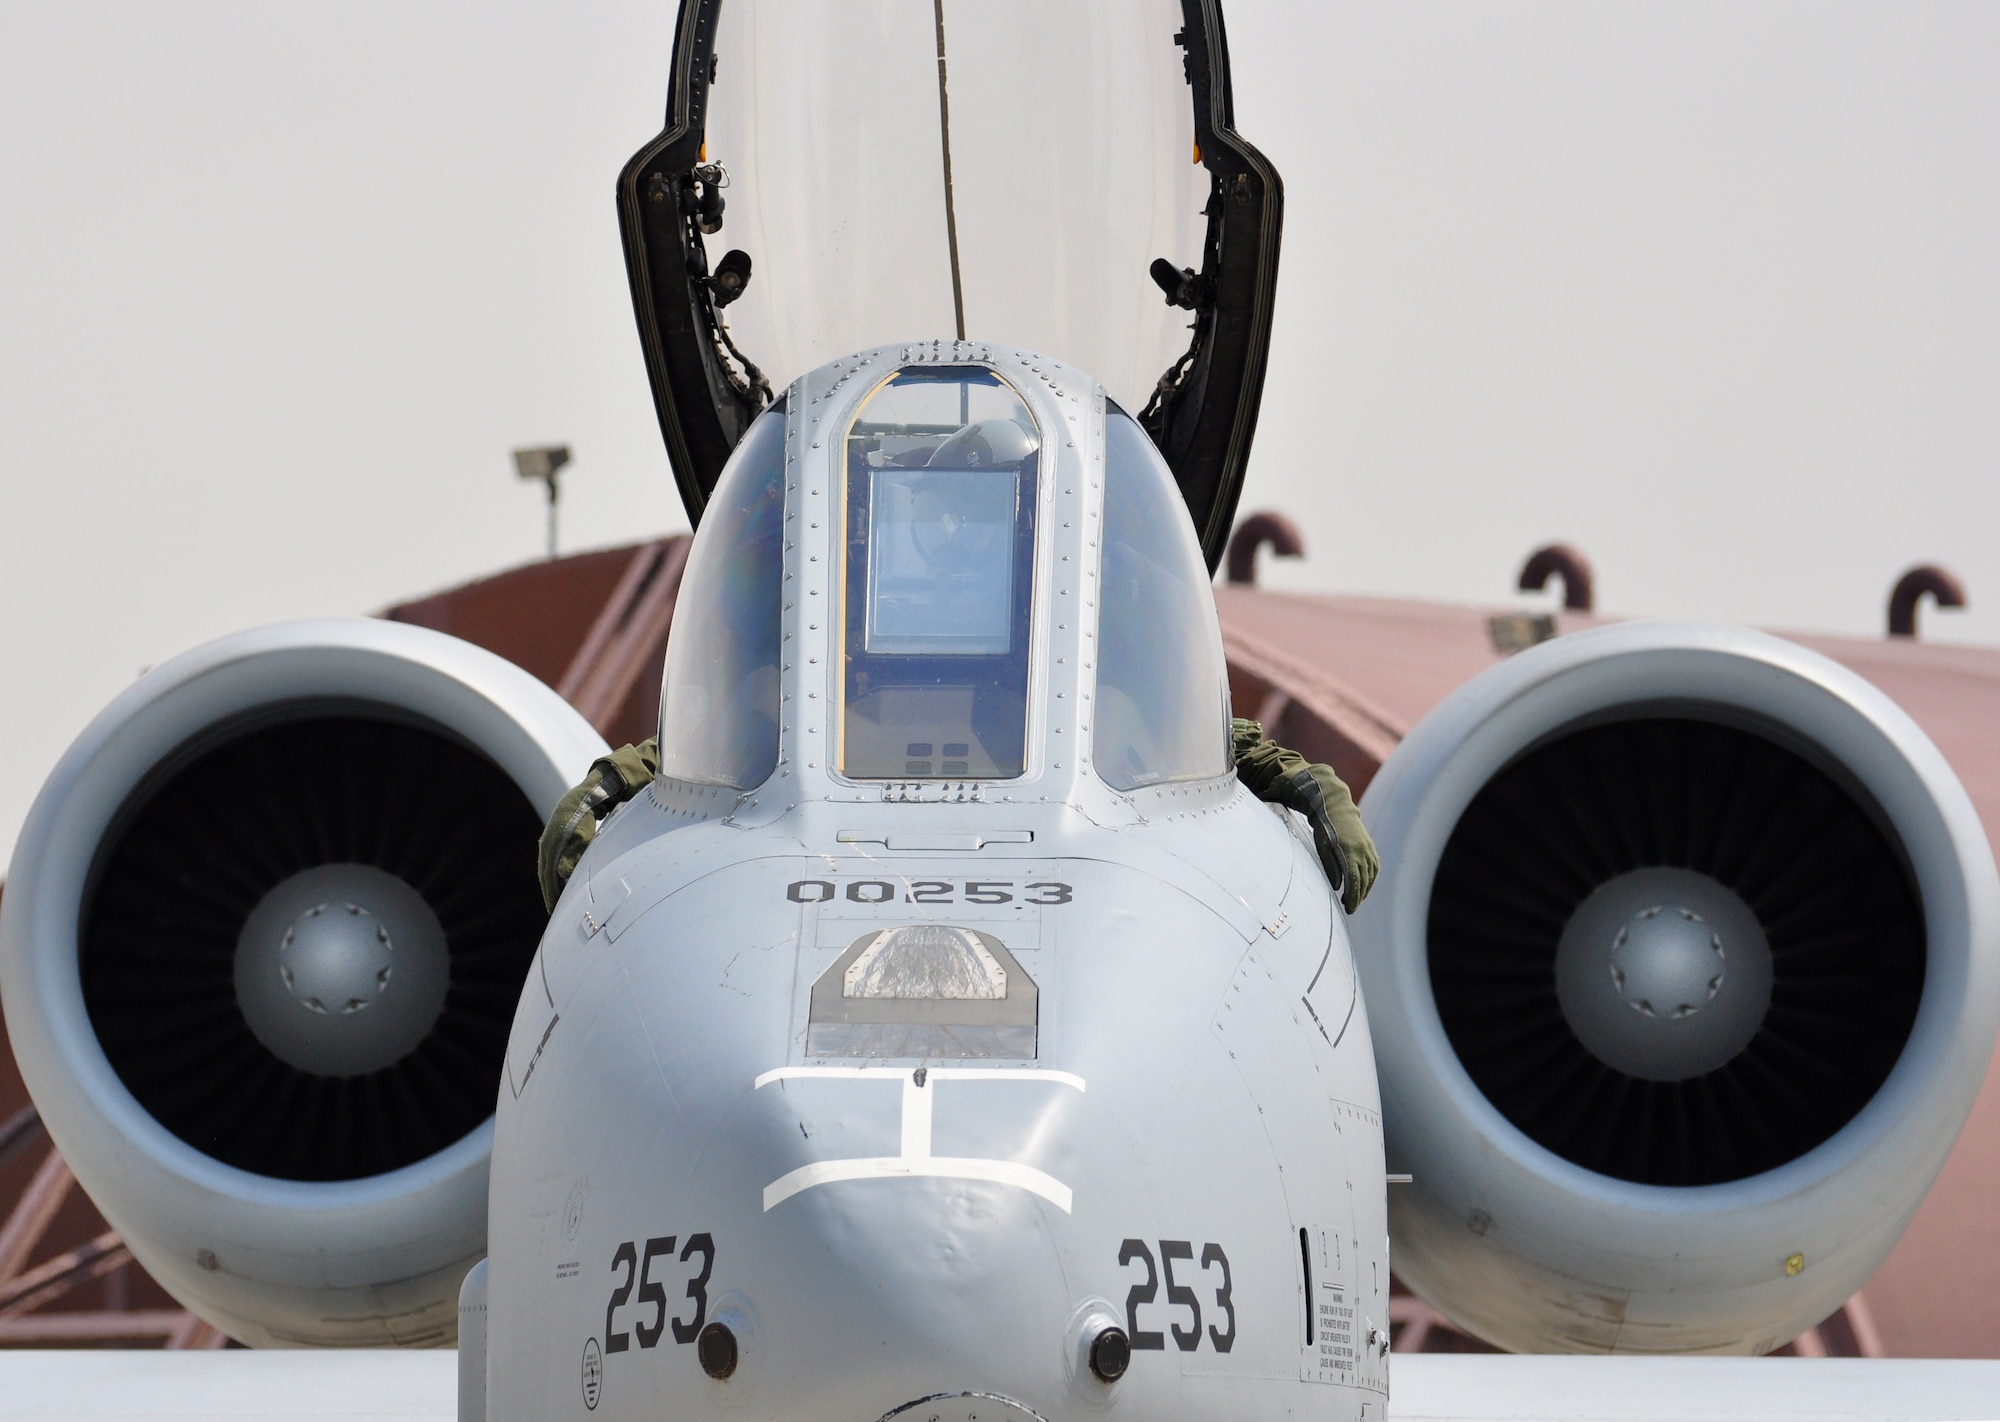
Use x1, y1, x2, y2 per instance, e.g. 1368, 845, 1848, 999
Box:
618, 0, 1282, 571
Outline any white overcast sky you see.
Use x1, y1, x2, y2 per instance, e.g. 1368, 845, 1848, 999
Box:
3, 3, 1998, 867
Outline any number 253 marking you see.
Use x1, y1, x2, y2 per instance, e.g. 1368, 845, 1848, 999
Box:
603, 1233, 713, 1355
1118, 1238, 1235, 1354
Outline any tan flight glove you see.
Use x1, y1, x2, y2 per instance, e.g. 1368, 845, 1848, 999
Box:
1230, 718, 1379, 915
537, 737, 661, 912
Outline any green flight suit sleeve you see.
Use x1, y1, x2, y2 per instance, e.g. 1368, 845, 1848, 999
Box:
537, 736, 662, 913
1231, 717, 1379, 914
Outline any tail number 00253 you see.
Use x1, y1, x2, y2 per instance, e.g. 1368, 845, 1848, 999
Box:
786, 879, 1072, 905
603, 1233, 714, 1355
1118, 1238, 1236, 1354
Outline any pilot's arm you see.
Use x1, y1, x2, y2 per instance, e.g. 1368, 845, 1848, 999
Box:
1231, 718, 1379, 914
536, 737, 660, 912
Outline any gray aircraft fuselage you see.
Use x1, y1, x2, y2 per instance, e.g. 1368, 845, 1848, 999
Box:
485, 344, 1390, 1422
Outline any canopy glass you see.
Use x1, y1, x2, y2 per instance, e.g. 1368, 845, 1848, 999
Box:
621, 0, 1281, 568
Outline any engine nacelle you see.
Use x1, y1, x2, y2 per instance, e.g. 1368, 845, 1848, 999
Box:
0, 619, 606, 1346
1350, 621, 2000, 1354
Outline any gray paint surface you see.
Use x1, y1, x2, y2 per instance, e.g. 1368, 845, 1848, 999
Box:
486, 346, 1391, 1421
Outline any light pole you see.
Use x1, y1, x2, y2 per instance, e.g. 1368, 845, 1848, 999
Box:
512, 445, 572, 560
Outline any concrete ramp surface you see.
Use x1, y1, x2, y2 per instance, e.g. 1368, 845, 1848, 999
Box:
0, 1353, 1995, 1422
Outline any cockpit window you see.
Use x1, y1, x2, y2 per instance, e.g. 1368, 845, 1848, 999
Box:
840, 368, 1038, 780
656, 401, 785, 789
1093, 411, 1231, 790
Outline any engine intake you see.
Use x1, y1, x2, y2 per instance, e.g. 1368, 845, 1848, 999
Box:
1, 620, 606, 1345
84, 712, 548, 1183
1352, 622, 2000, 1354
1432, 714, 1924, 1187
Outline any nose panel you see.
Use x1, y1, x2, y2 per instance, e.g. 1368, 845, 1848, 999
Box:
879, 1392, 1050, 1422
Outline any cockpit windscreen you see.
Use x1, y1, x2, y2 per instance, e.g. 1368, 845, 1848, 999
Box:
656, 403, 785, 789
1093, 410, 1231, 790
840, 368, 1038, 780
866, 467, 1018, 656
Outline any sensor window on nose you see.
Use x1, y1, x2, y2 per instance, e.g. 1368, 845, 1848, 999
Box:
845, 925, 1007, 1001
809, 926, 1037, 1059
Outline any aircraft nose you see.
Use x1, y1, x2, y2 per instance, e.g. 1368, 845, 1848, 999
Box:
729, 1065, 1093, 1416
751, 1065, 1085, 1214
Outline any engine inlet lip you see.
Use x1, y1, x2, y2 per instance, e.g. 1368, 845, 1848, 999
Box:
1363, 621, 1990, 1213
0, 616, 606, 1347
1349, 620, 2000, 1355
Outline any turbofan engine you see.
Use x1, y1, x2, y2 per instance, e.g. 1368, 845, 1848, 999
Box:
1350, 621, 2000, 1354
0, 620, 606, 1346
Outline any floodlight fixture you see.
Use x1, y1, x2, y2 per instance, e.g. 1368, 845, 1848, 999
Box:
513, 445, 573, 559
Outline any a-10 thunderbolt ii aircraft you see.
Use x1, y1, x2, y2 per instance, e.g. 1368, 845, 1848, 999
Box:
2, 3, 1999, 1421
